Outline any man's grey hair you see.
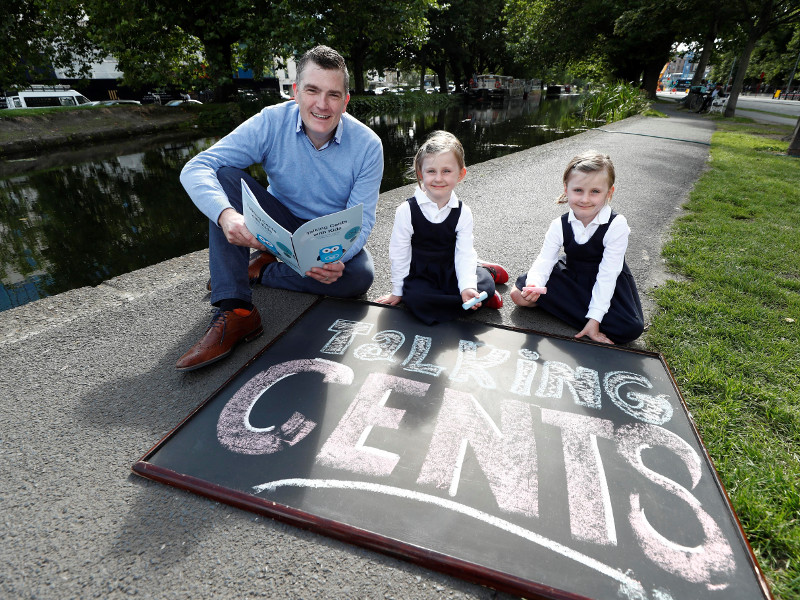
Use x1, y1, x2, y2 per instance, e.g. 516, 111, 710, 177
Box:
296, 46, 349, 93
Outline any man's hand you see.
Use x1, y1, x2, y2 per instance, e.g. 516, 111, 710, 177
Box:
307, 260, 345, 284
218, 208, 266, 250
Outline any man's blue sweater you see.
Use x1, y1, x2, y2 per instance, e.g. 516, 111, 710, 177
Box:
180, 101, 384, 261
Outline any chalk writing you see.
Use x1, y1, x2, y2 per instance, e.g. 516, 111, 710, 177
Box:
509, 349, 540, 396
354, 330, 405, 362
617, 424, 736, 590
541, 409, 616, 545
316, 373, 429, 477
536, 361, 602, 409
324, 326, 675, 427
605, 371, 673, 425
217, 358, 349, 454
417, 389, 538, 517
401, 335, 445, 377
320, 319, 372, 355
220, 354, 736, 594
449, 340, 510, 389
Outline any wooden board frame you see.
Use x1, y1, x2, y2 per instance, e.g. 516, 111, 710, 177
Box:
133, 298, 772, 600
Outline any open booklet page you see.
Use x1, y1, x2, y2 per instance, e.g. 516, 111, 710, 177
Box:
241, 180, 363, 277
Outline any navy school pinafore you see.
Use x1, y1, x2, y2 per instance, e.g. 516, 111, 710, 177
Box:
515, 212, 644, 343
402, 197, 495, 325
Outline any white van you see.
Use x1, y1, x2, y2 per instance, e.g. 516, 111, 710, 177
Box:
2, 85, 91, 109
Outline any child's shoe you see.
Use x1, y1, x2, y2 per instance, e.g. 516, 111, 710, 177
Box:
478, 261, 509, 285
485, 291, 503, 309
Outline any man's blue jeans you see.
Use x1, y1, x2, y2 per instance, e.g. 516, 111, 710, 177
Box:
209, 167, 374, 306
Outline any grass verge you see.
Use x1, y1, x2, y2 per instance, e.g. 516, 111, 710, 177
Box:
646, 119, 800, 599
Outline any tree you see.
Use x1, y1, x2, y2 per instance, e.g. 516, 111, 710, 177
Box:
83, 0, 291, 101
790, 115, 800, 156
504, 0, 727, 98
723, 0, 800, 117
296, 0, 434, 94
505, 0, 670, 90
0, 0, 104, 89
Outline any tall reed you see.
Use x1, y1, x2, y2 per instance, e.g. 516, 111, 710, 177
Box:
580, 82, 651, 124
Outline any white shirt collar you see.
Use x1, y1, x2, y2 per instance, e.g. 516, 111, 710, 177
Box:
567, 204, 612, 226
295, 110, 344, 148
414, 186, 459, 208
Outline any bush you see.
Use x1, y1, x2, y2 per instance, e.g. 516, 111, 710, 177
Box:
579, 82, 651, 125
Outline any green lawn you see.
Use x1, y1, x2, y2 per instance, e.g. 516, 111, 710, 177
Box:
646, 119, 800, 599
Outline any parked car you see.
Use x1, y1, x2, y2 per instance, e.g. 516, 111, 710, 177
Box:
165, 99, 203, 106
90, 99, 141, 106
3, 86, 91, 109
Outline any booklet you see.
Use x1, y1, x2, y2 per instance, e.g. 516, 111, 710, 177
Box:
241, 179, 363, 277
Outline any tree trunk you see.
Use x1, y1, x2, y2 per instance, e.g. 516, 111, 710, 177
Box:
203, 38, 236, 102
435, 64, 448, 93
723, 35, 758, 117
641, 59, 664, 99
789, 115, 800, 156
352, 53, 365, 94
691, 24, 718, 86
725, 0, 775, 118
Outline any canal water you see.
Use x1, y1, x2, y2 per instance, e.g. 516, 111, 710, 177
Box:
0, 95, 584, 311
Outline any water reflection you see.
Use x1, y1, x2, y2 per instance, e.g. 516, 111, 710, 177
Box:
367, 96, 584, 189
0, 96, 583, 311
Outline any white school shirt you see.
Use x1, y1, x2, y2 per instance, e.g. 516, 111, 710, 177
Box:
389, 186, 479, 297
525, 204, 630, 323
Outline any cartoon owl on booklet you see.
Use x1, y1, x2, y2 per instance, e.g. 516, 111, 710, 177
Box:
318, 244, 344, 263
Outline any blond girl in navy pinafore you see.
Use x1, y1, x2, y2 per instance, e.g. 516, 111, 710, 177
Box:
377, 131, 508, 325
511, 150, 644, 345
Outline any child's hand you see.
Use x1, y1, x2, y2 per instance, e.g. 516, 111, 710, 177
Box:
461, 288, 482, 310
510, 286, 539, 307
575, 319, 614, 344
376, 294, 402, 305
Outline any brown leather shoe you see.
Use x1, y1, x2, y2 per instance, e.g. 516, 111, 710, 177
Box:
206, 251, 278, 291
175, 307, 263, 371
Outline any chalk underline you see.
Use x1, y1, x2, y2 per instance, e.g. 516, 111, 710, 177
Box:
253, 477, 645, 594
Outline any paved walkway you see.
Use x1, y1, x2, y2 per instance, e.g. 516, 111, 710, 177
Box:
0, 102, 714, 599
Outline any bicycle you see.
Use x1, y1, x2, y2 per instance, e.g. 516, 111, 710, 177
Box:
683, 88, 706, 112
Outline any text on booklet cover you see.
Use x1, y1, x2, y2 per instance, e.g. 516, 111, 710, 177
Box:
241, 180, 363, 277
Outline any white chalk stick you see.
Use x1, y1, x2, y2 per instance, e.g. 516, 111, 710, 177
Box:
462, 290, 489, 310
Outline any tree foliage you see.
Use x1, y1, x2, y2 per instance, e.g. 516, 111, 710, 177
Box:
1, 0, 104, 90
720, 0, 800, 116
504, 0, 727, 97
82, 0, 293, 101
289, 0, 434, 94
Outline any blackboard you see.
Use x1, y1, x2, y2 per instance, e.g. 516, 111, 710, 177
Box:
134, 298, 772, 600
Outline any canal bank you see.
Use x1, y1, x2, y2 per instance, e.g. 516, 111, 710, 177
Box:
0, 104, 198, 157
0, 103, 714, 599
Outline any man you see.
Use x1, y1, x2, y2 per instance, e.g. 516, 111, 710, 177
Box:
176, 45, 384, 371
700, 83, 724, 113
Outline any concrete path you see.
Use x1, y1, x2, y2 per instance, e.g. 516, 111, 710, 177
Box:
0, 102, 714, 600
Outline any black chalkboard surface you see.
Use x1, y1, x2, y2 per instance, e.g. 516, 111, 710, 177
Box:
134, 298, 771, 600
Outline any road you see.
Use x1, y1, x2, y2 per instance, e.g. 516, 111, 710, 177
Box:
657, 90, 800, 126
